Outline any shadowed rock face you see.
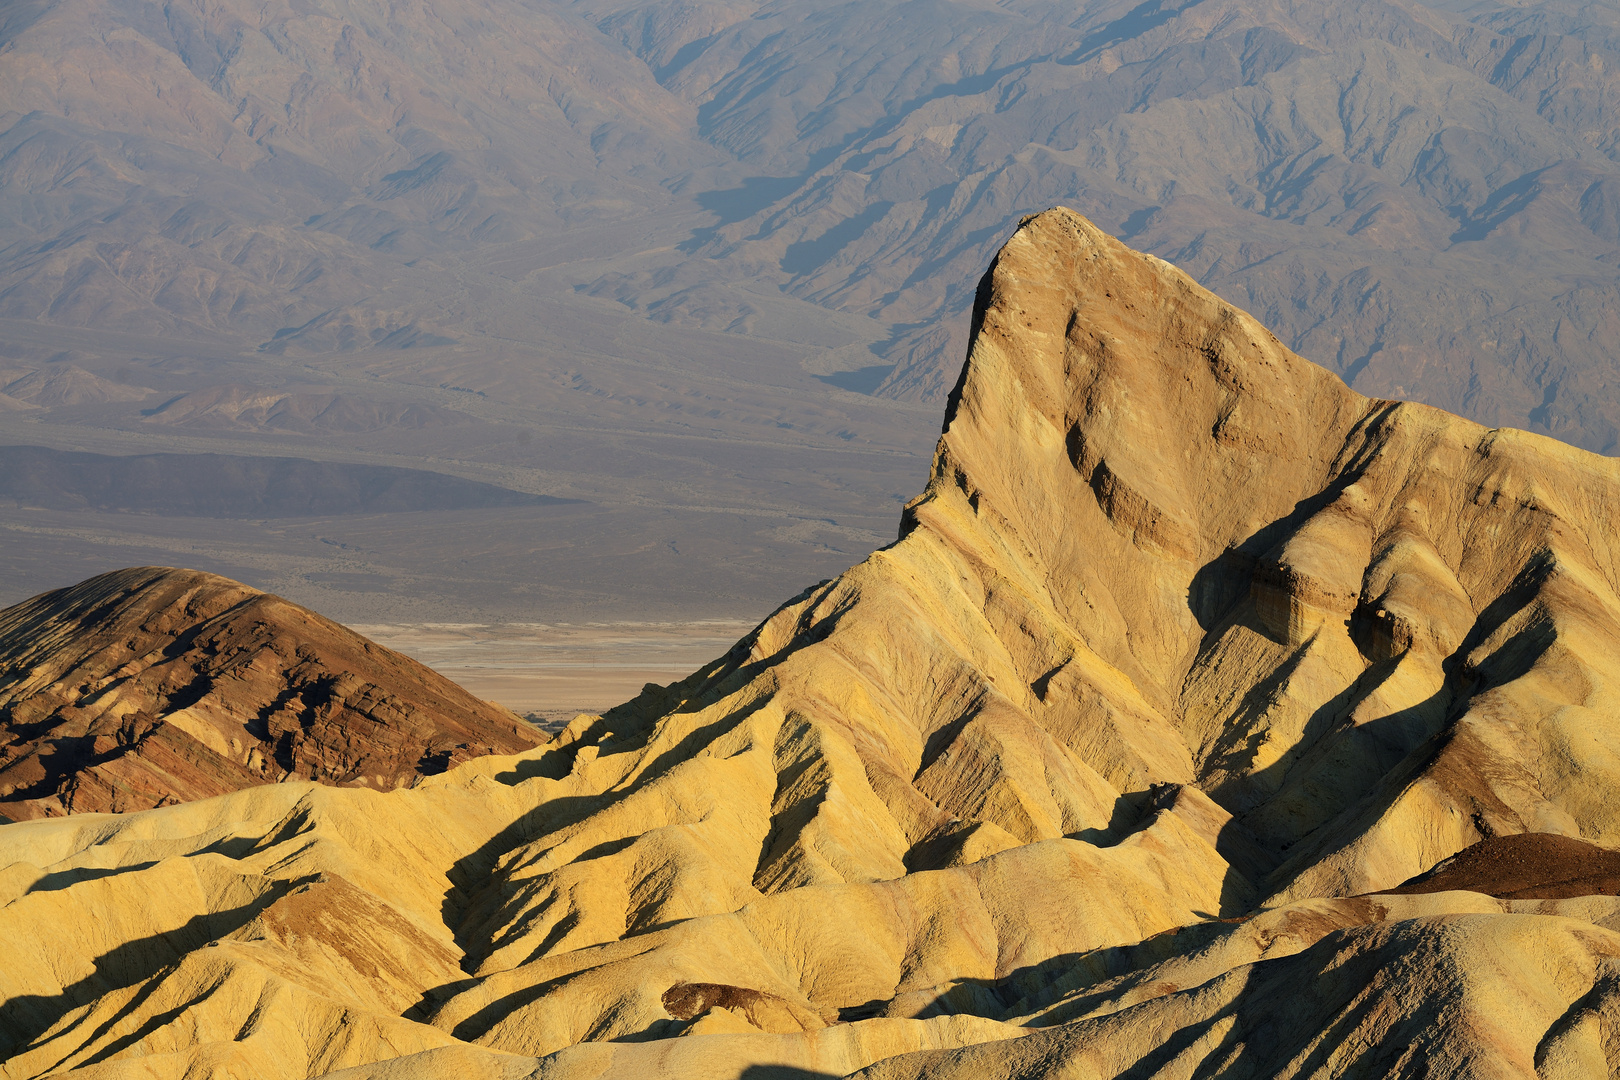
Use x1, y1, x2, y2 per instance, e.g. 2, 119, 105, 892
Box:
0, 567, 543, 820
5, 212, 1620, 1078
1382, 832, 1620, 899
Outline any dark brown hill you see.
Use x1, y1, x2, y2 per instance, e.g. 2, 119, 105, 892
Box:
0, 567, 544, 820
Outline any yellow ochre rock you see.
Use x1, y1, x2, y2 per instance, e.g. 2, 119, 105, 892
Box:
5, 207, 1620, 1078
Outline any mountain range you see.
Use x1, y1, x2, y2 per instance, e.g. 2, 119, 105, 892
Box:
5, 210, 1620, 1078
4, 0, 1620, 624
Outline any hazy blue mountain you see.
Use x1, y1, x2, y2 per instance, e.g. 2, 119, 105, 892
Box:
576, 0, 1620, 450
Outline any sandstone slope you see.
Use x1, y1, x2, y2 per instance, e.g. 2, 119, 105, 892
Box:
4, 210, 1620, 1078
0, 567, 543, 820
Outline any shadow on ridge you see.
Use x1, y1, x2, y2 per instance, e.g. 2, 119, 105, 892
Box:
0, 879, 310, 1063
681, 176, 805, 253
1176, 461, 1564, 899
22, 860, 160, 893
441, 694, 781, 973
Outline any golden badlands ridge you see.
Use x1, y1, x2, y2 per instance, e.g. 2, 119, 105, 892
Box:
5, 208, 1620, 1078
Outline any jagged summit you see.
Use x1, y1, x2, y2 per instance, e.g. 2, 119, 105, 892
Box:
0, 566, 543, 820
3, 211, 1620, 1078
880, 207, 1620, 900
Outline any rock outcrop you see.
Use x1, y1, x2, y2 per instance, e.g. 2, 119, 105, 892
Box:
4, 209, 1620, 1078
0, 567, 543, 820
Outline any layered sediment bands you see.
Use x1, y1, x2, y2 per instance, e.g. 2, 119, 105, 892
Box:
0, 567, 541, 819
5, 210, 1620, 1078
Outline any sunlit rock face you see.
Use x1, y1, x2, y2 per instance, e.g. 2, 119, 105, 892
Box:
5, 210, 1620, 1079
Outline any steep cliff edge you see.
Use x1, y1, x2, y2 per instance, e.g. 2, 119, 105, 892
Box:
0, 567, 543, 820
4, 210, 1620, 1078
525, 205, 1619, 920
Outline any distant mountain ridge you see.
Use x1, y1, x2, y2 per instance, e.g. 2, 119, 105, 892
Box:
590, 0, 1620, 450
0, 0, 717, 340
5, 0, 1620, 453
